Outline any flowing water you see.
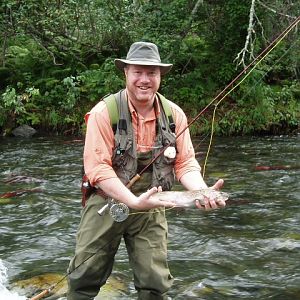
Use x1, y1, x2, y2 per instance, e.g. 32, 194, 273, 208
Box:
0, 135, 299, 300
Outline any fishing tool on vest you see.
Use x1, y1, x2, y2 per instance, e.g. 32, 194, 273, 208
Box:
164, 146, 176, 159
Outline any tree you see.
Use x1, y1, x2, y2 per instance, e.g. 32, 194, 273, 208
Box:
0, 0, 299, 135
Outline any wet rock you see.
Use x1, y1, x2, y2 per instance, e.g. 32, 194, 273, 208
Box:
12, 273, 126, 299
12, 125, 36, 138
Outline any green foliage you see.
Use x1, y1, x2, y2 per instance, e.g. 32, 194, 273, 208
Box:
0, 0, 299, 135
216, 80, 300, 135
78, 58, 124, 102
0, 86, 40, 128
62, 76, 80, 110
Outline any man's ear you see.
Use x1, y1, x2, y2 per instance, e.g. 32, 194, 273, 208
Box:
124, 66, 128, 77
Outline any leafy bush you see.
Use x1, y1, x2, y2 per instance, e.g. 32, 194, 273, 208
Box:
0, 0, 299, 136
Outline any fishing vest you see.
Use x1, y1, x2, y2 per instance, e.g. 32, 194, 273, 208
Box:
104, 89, 177, 192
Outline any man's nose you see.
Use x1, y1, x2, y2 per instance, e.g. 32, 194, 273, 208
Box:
140, 72, 150, 82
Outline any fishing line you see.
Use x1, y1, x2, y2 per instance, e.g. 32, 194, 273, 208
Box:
201, 16, 300, 177
192, 131, 211, 154
125, 17, 299, 214
203, 38, 299, 177
87, 16, 300, 235
128, 206, 176, 217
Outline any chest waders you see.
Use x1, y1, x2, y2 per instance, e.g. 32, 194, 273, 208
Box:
68, 91, 176, 300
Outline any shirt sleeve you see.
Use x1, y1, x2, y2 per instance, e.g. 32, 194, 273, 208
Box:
170, 101, 201, 180
83, 101, 118, 186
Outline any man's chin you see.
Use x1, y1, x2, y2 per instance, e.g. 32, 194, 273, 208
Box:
137, 90, 155, 99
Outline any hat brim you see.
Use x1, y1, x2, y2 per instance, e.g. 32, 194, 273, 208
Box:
115, 59, 173, 75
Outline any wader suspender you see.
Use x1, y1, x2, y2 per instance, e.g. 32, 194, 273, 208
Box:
104, 90, 175, 135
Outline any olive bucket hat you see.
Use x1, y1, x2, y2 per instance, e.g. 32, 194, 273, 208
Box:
114, 42, 173, 75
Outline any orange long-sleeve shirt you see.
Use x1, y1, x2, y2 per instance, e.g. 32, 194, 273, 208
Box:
84, 92, 201, 187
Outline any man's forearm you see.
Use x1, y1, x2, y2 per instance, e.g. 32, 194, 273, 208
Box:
96, 177, 138, 207
179, 171, 208, 190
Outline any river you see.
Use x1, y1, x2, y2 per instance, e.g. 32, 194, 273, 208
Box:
0, 135, 299, 300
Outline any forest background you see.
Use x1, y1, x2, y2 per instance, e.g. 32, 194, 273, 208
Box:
0, 0, 299, 137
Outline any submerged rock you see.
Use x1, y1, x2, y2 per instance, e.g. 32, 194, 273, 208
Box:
12, 125, 36, 138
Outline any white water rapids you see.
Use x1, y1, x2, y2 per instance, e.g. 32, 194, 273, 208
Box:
0, 259, 27, 300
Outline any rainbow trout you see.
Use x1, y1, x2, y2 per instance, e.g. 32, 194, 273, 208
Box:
152, 189, 229, 207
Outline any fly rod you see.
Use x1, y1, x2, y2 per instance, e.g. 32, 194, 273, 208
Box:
98, 15, 300, 218
127, 15, 300, 188
29, 15, 299, 300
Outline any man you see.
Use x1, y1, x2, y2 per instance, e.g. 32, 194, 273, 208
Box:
67, 41, 225, 300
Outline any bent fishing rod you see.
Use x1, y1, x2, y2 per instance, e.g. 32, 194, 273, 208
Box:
29, 15, 299, 300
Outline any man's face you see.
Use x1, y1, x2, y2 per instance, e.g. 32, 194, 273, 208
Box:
125, 64, 161, 104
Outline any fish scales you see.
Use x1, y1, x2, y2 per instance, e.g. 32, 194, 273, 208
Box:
151, 189, 229, 207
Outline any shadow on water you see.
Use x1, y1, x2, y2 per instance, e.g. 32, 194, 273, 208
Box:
0, 135, 299, 299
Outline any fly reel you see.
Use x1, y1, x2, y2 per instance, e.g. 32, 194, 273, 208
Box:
109, 202, 129, 222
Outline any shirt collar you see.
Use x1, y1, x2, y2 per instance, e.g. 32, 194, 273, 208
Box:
126, 90, 161, 119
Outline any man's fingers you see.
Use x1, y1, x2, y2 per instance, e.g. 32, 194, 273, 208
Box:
211, 179, 224, 190
146, 186, 158, 197
211, 200, 219, 209
195, 197, 223, 210
195, 199, 207, 210
216, 199, 226, 207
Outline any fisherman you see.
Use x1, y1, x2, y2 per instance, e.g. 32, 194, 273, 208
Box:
67, 41, 225, 300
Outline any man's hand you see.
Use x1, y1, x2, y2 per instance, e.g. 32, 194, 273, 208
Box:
195, 179, 226, 210
133, 186, 174, 210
